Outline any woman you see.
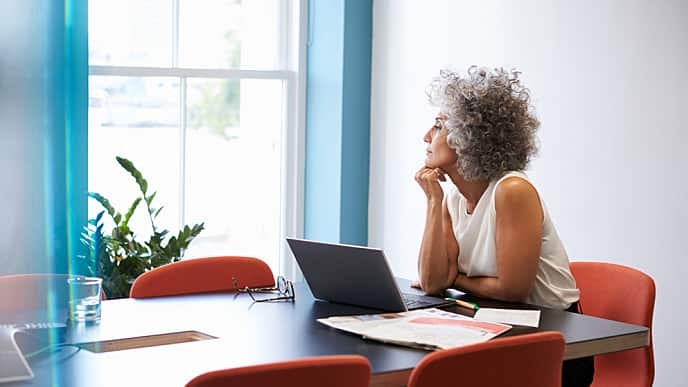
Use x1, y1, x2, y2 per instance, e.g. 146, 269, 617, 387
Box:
414, 67, 593, 387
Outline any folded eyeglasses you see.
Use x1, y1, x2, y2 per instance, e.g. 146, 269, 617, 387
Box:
231, 275, 295, 302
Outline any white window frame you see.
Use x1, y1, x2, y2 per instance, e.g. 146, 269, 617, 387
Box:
88, 0, 307, 277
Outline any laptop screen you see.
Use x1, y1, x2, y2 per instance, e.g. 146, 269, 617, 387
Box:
286, 238, 449, 312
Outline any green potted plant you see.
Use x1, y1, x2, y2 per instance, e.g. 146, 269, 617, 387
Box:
81, 156, 204, 298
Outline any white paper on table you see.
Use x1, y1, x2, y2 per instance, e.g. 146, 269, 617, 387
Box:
318, 308, 511, 350
473, 308, 541, 327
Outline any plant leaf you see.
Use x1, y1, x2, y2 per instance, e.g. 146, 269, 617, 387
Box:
122, 197, 142, 227
88, 192, 116, 220
116, 156, 148, 195
146, 191, 157, 206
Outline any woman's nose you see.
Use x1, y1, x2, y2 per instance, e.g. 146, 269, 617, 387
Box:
423, 128, 432, 143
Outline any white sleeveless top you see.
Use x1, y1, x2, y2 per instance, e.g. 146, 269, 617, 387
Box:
445, 171, 579, 310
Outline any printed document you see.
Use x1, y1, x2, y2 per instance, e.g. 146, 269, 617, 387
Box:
318, 308, 511, 350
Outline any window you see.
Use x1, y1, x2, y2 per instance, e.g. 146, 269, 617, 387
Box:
88, 0, 305, 275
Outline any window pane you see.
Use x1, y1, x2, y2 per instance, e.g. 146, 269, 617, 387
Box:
89, 0, 173, 67
88, 76, 181, 240
179, 0, 283, 70
184, 79, 283, 272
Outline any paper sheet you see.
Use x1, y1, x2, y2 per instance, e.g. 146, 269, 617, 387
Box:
318, 308, 511, 350
473, 308, 541, 327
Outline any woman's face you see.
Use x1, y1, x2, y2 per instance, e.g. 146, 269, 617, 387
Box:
423, 113, 458, 169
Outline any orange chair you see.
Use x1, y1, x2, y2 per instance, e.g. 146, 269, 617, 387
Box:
0, 274, 71, 313
130, 256, 274, 299
0, 274, 107, 323
570, 262, 655, 387
407, 332, 565, 387
185, 355, 371, 387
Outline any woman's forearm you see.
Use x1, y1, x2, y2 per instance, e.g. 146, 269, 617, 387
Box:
418, 200, 455, 294
453, 273, 531, 303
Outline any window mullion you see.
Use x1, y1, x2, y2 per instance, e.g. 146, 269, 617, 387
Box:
89, 65, 291, 80
179, 77, 187, 233
279, 0, 307, 280
172, 0, 179, 68
174, 0, 183, 234
279, 0, 288, 70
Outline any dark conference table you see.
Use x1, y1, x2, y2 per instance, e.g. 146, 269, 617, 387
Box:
5, 280, 648, 387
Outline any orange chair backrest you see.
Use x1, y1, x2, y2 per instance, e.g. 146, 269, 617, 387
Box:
129, 256, 274, 299
0, 273, 108, 324
0, 274, 108, 309
0, 274, 71, 313
407, 331, 565, 387
570, 261, 655, 387
185, 355, 371, 387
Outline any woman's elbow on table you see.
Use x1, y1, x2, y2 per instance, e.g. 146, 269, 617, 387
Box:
493, 279, 534, 303
419, 275, 453, 296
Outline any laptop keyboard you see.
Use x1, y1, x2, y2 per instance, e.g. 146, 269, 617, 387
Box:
0, 322, 66, 330
402, 293, 434, 309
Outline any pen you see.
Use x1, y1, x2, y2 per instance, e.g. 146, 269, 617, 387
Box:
444, 297, 480, 311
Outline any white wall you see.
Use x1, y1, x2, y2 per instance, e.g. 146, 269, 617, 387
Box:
369, 1, 687, 385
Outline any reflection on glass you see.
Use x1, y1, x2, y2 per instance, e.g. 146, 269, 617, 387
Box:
179, 0, 283, 69
88, 76, 181, 239
89, 0, 173, 67
184, 79, 283, 273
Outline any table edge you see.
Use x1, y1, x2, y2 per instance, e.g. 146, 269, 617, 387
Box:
563, 330, 649, 360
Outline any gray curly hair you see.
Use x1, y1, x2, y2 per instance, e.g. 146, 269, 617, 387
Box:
427, 66, 540, 181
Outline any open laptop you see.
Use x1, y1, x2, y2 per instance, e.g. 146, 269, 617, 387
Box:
286, 238, 452, 312
1, 277, 71, 384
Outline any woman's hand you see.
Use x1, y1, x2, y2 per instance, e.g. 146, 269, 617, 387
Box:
415, 166, 446, 202
411, 279, 421, 289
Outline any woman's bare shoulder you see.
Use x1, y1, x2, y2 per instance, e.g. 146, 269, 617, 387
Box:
494, 176, 540, 207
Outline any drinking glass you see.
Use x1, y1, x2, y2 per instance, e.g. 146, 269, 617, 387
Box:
68, 276, 103, 322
